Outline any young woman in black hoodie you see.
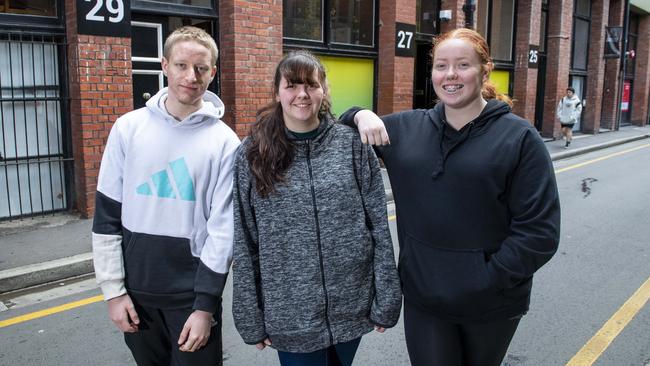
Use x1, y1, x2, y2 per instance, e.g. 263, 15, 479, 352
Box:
339, 29, 560, 366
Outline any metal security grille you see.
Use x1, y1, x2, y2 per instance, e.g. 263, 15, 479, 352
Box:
0, 32, 71, 220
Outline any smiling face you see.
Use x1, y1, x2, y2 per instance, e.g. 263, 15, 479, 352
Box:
161, 40, 216, 114
275, 70, 325, 132
431, 38, 488, 113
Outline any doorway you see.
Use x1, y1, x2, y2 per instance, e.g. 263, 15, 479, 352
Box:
413, 42, 435, 109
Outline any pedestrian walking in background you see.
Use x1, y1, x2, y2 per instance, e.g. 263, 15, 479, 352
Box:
231, 51, 402, 366
339, 28, 561, 366
92, 26, 240, 365
556, 87, 583, 148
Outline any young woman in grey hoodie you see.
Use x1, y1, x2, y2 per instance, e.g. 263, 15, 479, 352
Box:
231, 51, 402, 366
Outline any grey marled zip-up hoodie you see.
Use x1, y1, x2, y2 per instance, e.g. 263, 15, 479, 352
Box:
232, 119, 402, 353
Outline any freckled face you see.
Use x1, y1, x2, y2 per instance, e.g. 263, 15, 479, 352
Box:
161, 40, 216, 110
431, 38, 487, 111
276, 71, 324, 132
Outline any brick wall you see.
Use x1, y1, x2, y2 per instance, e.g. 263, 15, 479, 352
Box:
582, 0, 610, 133
542, 0, 573, 138
512, 0, 541, 123
219, 0, 283, 138
66, 0, 132, 217
631, 14, 650, 126
377, 0, 416, 115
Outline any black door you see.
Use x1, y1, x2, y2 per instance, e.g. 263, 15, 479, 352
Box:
413, 42, 435, 109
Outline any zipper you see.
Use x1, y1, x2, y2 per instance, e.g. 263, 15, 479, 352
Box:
306, 142, 334, 346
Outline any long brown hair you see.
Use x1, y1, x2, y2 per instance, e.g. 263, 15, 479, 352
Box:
246, 51, 334, 198
432, 28, 513, 107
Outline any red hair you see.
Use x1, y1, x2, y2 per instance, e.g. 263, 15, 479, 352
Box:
432, 28, 513, 107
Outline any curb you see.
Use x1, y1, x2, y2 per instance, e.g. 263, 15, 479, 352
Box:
550, 134, 650, 161
0, 253, 94, 293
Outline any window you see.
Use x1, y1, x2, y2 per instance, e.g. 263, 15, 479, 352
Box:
416, 0, 437, 36
330, 0, 373, 46
283, 0, 375, 50
132, 0, 217, 18
0, 0, 56, 16
476, 0, 515, 96
490, 0, 515, 62
570, 0, 590, 71
571, 19, 589, 70
284, 0, 323, 42
476, 0, 515, 62
625, 14, 638, 79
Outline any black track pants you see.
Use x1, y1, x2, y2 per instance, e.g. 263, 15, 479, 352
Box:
404, 301, 520, 366
124, 303, 223, 366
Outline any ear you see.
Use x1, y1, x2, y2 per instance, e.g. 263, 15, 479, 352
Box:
210, 65, 217, 79
161, 57, 169, 77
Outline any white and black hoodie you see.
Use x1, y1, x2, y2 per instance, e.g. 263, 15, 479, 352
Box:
92, 87, 240, 314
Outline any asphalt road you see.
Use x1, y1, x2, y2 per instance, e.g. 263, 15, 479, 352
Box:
1, 140, 649, 365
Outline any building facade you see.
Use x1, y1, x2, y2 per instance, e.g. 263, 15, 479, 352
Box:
1, 0, 649, 219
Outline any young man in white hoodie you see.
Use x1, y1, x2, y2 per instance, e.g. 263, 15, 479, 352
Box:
92, 26, 240, 365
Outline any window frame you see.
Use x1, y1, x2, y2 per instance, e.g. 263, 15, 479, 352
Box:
0, 0, 65, 33
132, 0, 217, 18
569, 0, 591, 76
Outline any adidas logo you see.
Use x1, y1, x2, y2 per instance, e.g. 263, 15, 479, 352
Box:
136, 157, 196, 201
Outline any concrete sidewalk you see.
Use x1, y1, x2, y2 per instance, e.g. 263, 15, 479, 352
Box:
2, 125, 649, 293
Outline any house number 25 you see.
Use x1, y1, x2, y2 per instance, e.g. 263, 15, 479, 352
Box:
85, 0, 124, 23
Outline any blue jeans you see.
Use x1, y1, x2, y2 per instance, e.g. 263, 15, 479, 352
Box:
277, 337, 362, 366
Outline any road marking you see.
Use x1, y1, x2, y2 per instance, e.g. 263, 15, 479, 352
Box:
566, 277, 650, 366
555, 143, 650, 174
0, 295, 103, 328
388, 215, 396, 221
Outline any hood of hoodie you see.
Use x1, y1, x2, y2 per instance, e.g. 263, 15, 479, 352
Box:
145, 87, 225, 128
426, 99, 512, 178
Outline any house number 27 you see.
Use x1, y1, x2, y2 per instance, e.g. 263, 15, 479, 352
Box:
85, 0, 124, 23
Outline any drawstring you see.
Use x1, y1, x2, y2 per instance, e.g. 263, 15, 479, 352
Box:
431, 120, 475, 179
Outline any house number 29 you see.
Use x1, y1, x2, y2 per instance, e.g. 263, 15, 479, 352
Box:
85, 0, 124, 23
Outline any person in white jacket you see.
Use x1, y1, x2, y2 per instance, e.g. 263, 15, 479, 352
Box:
556, 87, 583, 148
92, 26, 240, 365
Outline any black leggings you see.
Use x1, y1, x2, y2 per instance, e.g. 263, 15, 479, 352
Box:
404, 301, 520, 366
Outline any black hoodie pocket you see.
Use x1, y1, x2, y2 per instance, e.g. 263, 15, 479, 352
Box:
400, 232, 502, 317
123, 232, 198, 294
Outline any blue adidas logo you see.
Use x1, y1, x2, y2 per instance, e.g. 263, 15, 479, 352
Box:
136, 157, 196, 201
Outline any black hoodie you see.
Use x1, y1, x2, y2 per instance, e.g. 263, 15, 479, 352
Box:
340, 100, 560, 322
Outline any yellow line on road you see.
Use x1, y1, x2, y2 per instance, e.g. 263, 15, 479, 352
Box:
566, 277, 650, 366
0, 295, 103, 328
555, 143, 650, 174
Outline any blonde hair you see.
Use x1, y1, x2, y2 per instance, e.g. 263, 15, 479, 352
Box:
432, 28, 513, 107
163, 26, 218, 66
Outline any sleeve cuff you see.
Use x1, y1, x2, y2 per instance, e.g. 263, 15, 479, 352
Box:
99, 280, 126, 301
193, 293, 221, 314
339, 106, 364, 128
